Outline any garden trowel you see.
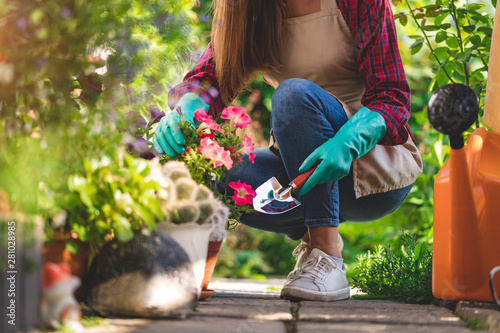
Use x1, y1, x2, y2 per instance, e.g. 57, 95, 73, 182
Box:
253, 164, 318, 215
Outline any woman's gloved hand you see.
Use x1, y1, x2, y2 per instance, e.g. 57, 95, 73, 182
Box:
298, 107, 387, 195
152, 93, 209, 157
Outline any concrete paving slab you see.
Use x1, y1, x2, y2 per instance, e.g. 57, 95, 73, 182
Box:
454, 301, 500, 332
296, 322, 473, 333
207, 278, 284, 299
82, 316, 287, 333
196, 297, 292, 321
34, 278, 495, 332
299, 299, 465, 326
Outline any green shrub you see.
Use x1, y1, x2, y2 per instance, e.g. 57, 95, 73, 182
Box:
351, 231, 434, 304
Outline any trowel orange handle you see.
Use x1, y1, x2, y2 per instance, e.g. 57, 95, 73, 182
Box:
290, 163, 319, 191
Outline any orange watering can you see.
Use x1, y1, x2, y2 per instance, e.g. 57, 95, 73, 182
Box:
429, 83, 500, 303
430, 5, 500, 303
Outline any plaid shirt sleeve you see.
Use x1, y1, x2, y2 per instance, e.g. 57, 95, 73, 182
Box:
167, 41, 225, 119
338, 0, 414, 145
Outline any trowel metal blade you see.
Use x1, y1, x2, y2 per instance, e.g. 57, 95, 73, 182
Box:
253, 177, 301, 215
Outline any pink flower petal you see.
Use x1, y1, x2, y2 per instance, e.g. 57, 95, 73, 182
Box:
195, 110, 224, 133
221, 106, 252, 129
248, 152, 256, 164
241, 134, 254, 153
194, 109, 211, 122
228, 180, 256, 206
198, 138, 233, 170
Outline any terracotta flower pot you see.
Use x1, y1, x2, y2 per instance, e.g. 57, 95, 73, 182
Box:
200, 240, 223, 300
42, 230, 90, 300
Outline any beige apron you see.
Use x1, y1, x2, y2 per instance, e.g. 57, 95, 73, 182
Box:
264, 0, 423, 198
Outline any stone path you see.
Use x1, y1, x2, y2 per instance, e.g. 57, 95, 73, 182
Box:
74, 278, 500, 333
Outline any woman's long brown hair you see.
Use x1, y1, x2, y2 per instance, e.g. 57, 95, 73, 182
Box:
212, 0, 287, 105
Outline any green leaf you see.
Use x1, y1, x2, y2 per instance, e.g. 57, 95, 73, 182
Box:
467, 3, 485, 10
469, 34, 482, 46
437, 68, 450, 86
408, 35, 424, 41
113, 213, 134, 242
492, 0, 497, 9
472, 84, 483, 97
446, 36, 459, 48
435, 13, 449, 26
453, 61, 465, 76
469, 10, 490, 24
457, 49, 473, 61
400, 14, 408, 26
130, 202, 155, 229
452, 69, 465, 81
433, 46, 449, 60
408, 197, 424, 205
435, 31, 447, 43
477, 27, 493, 36
428, 76, 438, 94
470, 70, 485, 83
425, 6, 441, 18
421, 25, 440, 31
462, 25, 476, 34
71, 224, 89, 242
413, 243, 427, 269
447, 49, 458, 58
410, 40, 424, 55
65, 240, 79, 255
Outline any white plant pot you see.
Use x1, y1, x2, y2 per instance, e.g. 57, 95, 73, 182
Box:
156, 222, 214, 299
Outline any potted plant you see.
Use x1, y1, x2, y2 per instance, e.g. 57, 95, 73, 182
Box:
133, 105, 258, 296
37, 113, 166, 288
144, 159, 226, 298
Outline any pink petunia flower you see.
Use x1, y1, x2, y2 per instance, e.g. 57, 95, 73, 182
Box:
220, 106, 252, 129
228, 180, 256, 206
234, 134, 256, 164
198, 137, 218, 158
194, 109, 224, 133
241, 134, 255, 163
212, 148, 233, 170
198, 137, 233, 170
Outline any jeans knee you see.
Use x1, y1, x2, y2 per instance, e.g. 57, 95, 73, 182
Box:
272, 78, 316, 117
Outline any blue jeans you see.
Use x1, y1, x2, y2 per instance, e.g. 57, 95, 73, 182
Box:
216, 79, 413, 240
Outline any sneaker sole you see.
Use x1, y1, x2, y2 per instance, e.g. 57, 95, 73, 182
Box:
280, 286, 350, 302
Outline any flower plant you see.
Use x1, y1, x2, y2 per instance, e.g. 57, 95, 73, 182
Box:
155, 106, 257, 228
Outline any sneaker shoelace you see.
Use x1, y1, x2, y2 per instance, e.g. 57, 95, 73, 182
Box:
287, 242, 310, 281
296, 253, 338, 281
292, 242, 309, 261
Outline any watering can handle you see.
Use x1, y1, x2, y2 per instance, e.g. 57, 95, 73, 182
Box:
490, 266, 500, 305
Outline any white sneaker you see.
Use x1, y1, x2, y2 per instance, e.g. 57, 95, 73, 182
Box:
280, 248, 350, 301
286, 233, 344, 283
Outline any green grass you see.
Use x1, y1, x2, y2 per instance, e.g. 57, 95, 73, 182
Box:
460, 317, 487, 330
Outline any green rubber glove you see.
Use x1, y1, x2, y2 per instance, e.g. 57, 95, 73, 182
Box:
153, 93, 209, 157
298, 107, 387, 195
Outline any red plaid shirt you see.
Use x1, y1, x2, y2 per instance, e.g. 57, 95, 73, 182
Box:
168, 0, 413, 146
